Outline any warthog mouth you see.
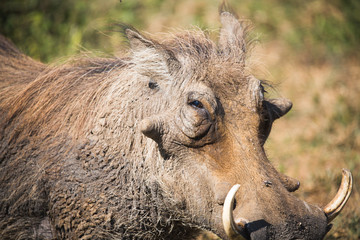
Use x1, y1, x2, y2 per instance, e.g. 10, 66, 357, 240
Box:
222, 169, 353, 240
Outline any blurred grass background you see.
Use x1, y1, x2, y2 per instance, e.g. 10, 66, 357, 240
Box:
1, 0, 359, 239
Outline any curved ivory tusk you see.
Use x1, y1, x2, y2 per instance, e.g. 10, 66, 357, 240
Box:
222, 184, 248, 240
323, 169, 353, 223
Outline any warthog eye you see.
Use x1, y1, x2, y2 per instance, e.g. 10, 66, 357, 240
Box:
189, 100, 204, 109
148, 81, 158, 89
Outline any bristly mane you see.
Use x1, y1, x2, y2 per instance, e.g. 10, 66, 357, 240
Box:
1, 22, 254, 146
1, 58, 124, 142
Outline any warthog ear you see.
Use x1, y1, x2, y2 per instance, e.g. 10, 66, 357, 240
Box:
259, 98, 292, 145
125, 28, 181, 77
125, 28, 155, 51
219, 11, 249, 63
265, 98, 292, 120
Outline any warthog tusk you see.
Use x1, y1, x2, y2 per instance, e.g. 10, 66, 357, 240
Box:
323, 169, 353, 223
222, 184, 248, 240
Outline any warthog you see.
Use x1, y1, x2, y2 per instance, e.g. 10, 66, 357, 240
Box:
0, 9, 353, 240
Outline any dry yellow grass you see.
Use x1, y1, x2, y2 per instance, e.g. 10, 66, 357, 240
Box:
262, 41, 360, 239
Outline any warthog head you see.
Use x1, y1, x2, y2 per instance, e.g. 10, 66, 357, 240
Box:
128, 11, 353, 240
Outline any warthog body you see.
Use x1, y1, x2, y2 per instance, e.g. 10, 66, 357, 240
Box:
0, 10, 352, 240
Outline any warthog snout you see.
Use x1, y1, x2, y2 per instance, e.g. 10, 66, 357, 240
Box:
223, 169, 352, 239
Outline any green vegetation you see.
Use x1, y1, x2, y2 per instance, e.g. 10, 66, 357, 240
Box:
1, 0, 359, 62
1, 0, 359, 239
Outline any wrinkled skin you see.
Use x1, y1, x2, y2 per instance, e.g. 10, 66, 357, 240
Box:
0, 11, 349, 240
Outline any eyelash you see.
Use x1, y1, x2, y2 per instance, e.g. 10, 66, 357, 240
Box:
260, 84, 267, 94
189, 100, 204, 109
